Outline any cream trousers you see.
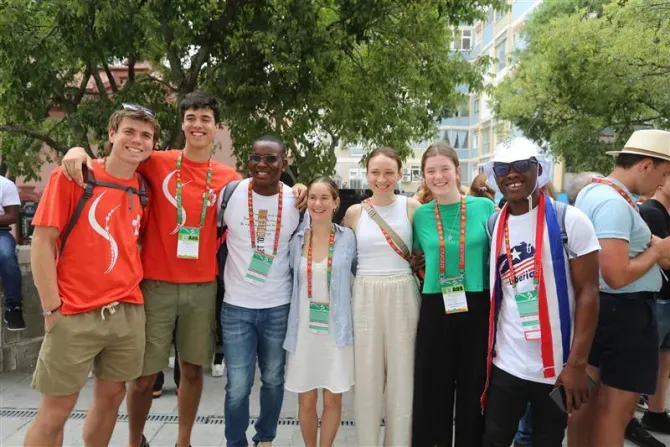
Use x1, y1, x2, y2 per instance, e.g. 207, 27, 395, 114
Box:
353, 274, 420, 447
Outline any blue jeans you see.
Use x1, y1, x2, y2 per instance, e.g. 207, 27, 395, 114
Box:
514, 404, 533, 445
0, 231, 22, 308
222, 302, 289, 447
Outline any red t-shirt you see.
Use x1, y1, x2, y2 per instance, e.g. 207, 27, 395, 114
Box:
138, 150, 240, 283
32, 167, 145, 315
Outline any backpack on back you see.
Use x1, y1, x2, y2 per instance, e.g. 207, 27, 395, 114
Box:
59, 166, 148, 256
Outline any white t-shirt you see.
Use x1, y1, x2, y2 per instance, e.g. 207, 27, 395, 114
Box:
219, 179, 300, 309
0, 176, 20, 217
493, 205, 600, 384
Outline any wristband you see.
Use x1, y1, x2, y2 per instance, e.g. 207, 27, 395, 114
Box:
42, 305, 61, 316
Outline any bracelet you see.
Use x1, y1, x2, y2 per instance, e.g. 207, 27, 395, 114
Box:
42, 305, 61, 317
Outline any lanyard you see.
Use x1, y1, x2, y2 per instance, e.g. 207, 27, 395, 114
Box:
248, 181, 283, 256
500, 192, 547, 291
307, 225, 336, 300
176, 153, 213, 229
592, 177, 638, 211
364, 198, 409, 260
434, 198, 466, 277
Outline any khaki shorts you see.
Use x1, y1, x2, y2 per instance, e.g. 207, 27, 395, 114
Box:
141, 280, 217, 375
32, 302, 145, 396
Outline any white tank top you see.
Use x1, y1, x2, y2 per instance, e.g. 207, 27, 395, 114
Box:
355, 195, 412, 276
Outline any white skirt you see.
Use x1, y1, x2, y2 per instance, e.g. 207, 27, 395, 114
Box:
285, 258, 354, 394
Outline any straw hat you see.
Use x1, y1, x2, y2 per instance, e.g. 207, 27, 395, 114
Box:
606, 129, 670, 163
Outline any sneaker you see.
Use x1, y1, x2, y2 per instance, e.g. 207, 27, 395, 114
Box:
625, 418, 665, 447
4, 307, 26, 331
212, 363, 225, 377
642, 411, 670, 435
255, 443, 272, 447
638, 395, 650, 412
140, 435, 150, 447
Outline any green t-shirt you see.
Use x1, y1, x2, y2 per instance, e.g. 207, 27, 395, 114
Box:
413, 196, 495, 294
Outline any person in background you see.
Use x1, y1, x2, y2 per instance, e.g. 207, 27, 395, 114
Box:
342, 146, 422, 446
567, 172, 603, 206
283, 177, 356, 447
571, 129, 670, 447
412, 143, 494, 447
0, 173, 25, 330
469, 172, 496, 203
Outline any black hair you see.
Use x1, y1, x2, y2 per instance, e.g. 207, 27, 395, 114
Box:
616, 153, 667, 169
179, 91, 221, 123
253, 134, 287, 156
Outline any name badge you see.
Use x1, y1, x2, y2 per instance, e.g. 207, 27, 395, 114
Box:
515, 290, 541, 340
441, 275, 468, 314
177, 227, 201, 259
309, 302, 330, 334
243, 251, 275, 287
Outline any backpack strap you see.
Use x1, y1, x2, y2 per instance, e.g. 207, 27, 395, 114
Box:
136, 173, 149, 209
59, 167, 97, 256
217, 180, 242, 239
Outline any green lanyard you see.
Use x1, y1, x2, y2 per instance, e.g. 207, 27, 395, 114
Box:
176, 153, 213, 229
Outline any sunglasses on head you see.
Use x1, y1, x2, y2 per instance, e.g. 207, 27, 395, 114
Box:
121, 103, 156, 117
249, 154, 281, 164
493, 158, 538, 177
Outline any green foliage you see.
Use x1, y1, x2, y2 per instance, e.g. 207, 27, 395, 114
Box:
492, 0, 670, 174
0, 0, 503, 182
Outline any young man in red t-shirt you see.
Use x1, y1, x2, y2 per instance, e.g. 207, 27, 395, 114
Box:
25, 106, 158, 447
62, 92, 306, 447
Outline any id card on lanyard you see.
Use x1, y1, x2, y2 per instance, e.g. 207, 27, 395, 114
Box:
435, 198, 468, 314
307, 225, 336, 334
501, 196, 547, 341
175, 153, 213, 259
244, 182, 283, 287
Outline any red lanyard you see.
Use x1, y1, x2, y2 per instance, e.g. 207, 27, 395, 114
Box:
592, 177, 638, 211
247, 182, 283, 256
434, 197, 466, 276
500, 192, 546, 290
176, 153, 213, 229
365, 198, 409, 261
307, 225, 336, 300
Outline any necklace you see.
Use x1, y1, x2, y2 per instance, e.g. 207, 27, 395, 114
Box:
444, 203, 461, 242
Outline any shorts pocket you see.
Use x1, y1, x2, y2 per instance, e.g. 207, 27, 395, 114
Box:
45, 313, 64, 334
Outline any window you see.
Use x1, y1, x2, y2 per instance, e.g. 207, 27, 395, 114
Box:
487, 8, 494, 25
473, 96, 480, 116
496, 9, 506, 23
452, 130, 468, 149
411, 166, 422, 182
452, 29, 472, 51
457, 101, 470, 117
349, 146, 365, 157
402, 168, 412, 183
496, 37, 507, 71
472, 130, 479, 149
349, 168, 360, 180
482, 127, 491, 154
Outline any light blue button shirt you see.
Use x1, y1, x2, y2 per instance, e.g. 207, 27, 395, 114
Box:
576, 177, 662, 294
283, 222, 356, 353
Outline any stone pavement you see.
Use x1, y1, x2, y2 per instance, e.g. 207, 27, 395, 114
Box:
1, 367, 669, 447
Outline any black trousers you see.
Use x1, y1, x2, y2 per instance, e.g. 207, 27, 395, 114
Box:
483, 365, 567, 447
412, 291, 490, 447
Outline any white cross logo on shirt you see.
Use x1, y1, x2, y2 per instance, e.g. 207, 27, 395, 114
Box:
132, 214, 141, 236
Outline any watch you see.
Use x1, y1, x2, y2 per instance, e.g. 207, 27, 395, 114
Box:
42, 305, 61, 316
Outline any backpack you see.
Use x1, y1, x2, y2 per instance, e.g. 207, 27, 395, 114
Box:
216, 180, 305, 283
59, 166, 148, 256
486, 200, 575, 258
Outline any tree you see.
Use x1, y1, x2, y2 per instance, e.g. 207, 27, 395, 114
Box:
491, 0, 670, 174
0, 0, 502, 182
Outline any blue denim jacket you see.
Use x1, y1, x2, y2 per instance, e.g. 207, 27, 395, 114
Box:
283, 222, 356, 353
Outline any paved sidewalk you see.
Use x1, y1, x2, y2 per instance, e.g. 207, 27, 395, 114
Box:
1, 368, 669, 446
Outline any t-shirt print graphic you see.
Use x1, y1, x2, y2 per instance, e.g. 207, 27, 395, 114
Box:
498, 241, 536, 287
88, 193, 121, 274
162, 170, 192, 235
240, 209, 281, 254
